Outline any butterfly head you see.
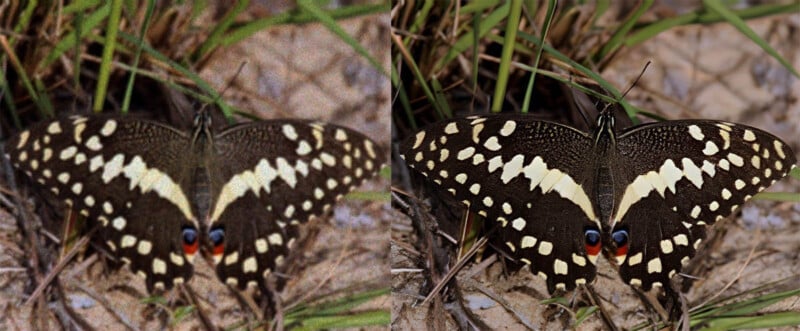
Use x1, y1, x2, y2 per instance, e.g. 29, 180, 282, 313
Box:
192, 109, 214, 142
594, 112, 617, 145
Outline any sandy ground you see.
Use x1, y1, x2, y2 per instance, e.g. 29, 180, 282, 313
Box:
0, 9, 390, 331
391, 12, 800, 331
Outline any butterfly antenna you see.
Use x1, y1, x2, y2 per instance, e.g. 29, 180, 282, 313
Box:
197, 61, 248, 122
599, 61, 651, 118
621, 60, 651, 99
217, 61, 248, 101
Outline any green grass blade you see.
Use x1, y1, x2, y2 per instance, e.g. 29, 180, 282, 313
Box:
491, 0, 522, 113
702, 0, 799, 78
595, 0, 654, 62
290, 309, 389, 331
117, 31, 234, 121
690, 287, 800, 330
435, 1, 509, 72
221, 4, 386, 48
194, 0, 249, 60
626, 3, 800, 48
392, 33, 443, 120
0, 68, 21, 128
392, 64, 416, 130
520, 0, 556, 114
407, 0, 433, 36
699, 312, 800, 331
92, 0, 123, 113
296, 0, 389, 77
121, 0, 156, 114
431, 78, 453, 119
283, 287, 390, 329
44, 2, 111, 67
10, 0, 38, 45
1, 37, 49, 118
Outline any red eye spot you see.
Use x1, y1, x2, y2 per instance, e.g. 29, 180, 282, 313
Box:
209, 227, 225, 257
182, 227, 199, 255
212, 243, 225, 256
584, 228, 602, 257
612, 229, 629, 258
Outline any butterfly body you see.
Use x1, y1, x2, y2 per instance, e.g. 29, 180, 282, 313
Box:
401, 112, 795, 293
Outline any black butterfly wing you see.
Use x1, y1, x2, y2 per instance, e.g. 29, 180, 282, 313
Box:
210, 120, 384, 289
613, 120, 796, 289
401, 115, 602, 293
5, 116, 198, 291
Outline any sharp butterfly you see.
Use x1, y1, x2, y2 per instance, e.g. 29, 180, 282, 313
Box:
401, 111, 795, 293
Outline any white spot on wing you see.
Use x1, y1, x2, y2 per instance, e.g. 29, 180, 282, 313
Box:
59, 146, 78, 160
483, 136, 501, 151
282, 124, 298, 141
538, 241, 553, 256
627, 252, 642, 266
137, 240, 152, 255
224, 252, 239, 266
48, 122, 63, 134
682, 158, 704, 188
727, 153, 744, 167
296, 140, 312, 155
85, 135, 103, 151
553, 259, 568, 275
444, 122, 459, 135
660, 239, 674, 254
520, 236, 537, 248
499, 121, 516, 136
687, 125, 704, 140
100, 120, 117, 136
152, 258, 167, 274
511, 218, 526, 231
702, 141, 718, 155
243, 257, 258, 273
101, 154, 125, 183
647, 258, 662, 273
256, 239, 268, 253
500, 154, 525, 183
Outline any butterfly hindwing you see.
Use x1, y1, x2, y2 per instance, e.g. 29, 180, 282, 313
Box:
209, 120, 385, 289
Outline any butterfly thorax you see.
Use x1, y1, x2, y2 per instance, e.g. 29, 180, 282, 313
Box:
189, 115, 214, 224
592, 113, 617, 229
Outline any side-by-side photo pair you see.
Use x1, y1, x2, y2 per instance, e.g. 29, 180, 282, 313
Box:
0, 2, 798, 330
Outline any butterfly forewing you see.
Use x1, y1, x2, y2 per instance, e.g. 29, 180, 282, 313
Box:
209, 120, 385, 289
5, 116, 198, 290
612, 120, 797, 289
401, 115, 604, 292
